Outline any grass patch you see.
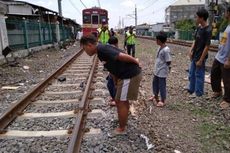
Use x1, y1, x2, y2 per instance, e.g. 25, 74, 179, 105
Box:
167, 103, 183, 111
198, 122, 230, 152
190, 106, 211, 117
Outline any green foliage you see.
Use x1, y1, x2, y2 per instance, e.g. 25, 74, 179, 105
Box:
217, 18, 229, 32
175, 19, 196, 31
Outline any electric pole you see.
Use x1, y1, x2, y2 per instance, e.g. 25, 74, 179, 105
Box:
122, 17, 124, 28
205, 0, 214, 27
58, 0, 62, 16
135, 4, 137, 28
125, 5, 137, 28
209, 0, 215, 27
205, 0, 209, 10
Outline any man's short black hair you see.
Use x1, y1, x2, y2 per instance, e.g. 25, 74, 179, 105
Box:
156, 31, 167, 43
196, 8, 209, 21
108, 36, 118, 45
80, 34, 97, 45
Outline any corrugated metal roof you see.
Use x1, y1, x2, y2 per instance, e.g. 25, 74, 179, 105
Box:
171, 0, 205, 6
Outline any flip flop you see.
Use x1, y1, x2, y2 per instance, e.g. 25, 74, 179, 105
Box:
148, 96, 159, 102
108, 128, 127, 137
156, 101, 165, 107
220, 101, 230, 109
211, 92, 222, 99
109, 101, 116, 106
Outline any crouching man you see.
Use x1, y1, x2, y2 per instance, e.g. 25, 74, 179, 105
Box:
80, 35, 142, 135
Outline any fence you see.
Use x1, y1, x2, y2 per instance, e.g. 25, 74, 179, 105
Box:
138, 31, 175, 39
176, 29, 194, 41
6, 19, 73, 50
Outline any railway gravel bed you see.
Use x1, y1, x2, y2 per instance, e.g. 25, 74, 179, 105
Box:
34, 93, 82, 101
24, 103, 79, 113
0, 137, 70, 153
1, 37, 229, 152
0, 47, 96, 152
0, 42, 80, 116
7, 117, 75, 131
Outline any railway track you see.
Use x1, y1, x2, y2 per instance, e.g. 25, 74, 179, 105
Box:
0, 50, 100, 153
137, 36, 218, 52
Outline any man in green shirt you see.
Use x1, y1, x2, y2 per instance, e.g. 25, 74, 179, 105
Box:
97, 22, 110, 44
125, 26, 136, 57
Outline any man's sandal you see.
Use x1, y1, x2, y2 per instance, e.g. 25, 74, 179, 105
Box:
156, 101, 165, 107
211, 92, 222, 99
220, 101, 230, 109
109, 101, 116, 106
148, 96, 159, 102
109, 128, 127, 137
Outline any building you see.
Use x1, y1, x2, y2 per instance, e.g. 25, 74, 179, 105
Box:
149, 23, 164, 33
135, 23, 151, 36
0, 0, 80, 65
165, 0, 205, 30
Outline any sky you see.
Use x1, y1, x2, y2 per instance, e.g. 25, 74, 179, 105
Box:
20, 0, 178, 28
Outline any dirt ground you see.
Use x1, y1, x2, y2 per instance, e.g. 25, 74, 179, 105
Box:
0, 37, 229, 153
130, 37, 230, 153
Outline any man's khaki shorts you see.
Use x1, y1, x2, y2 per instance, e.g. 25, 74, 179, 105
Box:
115, 72, 142, 101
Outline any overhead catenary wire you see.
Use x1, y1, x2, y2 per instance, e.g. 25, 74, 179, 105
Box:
80, 0, 87, 8
138, 0, 177, 18
136, 0, 152, 6
138, 0, 160, 12
132, 0, 178, 25
68, 0, 81, 14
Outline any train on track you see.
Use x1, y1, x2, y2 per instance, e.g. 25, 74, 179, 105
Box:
82, 7, 108, 37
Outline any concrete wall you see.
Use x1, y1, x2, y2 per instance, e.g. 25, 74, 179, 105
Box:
0, 2, 8, 64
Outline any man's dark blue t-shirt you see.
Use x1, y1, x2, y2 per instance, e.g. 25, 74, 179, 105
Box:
97, 44, 141, 79
192, 26, 212, 61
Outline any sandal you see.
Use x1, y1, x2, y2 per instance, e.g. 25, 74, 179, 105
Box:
220, 101, 230, 109
211, 92, 222, 99
109, 101, 116, 106
156, 101, 165, 107
148, 96, 159, 102
108, 128, 127, 137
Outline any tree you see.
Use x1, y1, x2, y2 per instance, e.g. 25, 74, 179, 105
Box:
175, 19, 196, 31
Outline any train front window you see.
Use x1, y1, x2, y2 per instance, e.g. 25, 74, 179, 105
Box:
83, 15, 91, 24
92, 15, 99, 24
100, 15, 107, 24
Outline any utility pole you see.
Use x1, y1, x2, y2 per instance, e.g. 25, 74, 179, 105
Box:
118, 16, 121, 29
58, 0, 62, 16
122, 17, 124, 28
125, 5, 137, 28
135, 4, 137, 28
205, 0, 214, 27
209, 0, 215, 27
205, 0, 209, 10
97, 0, 101, 8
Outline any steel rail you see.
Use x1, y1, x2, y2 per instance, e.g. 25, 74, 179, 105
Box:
137, 36, 218, 52
67, 55, 98, 153
0, 49, 83, 130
